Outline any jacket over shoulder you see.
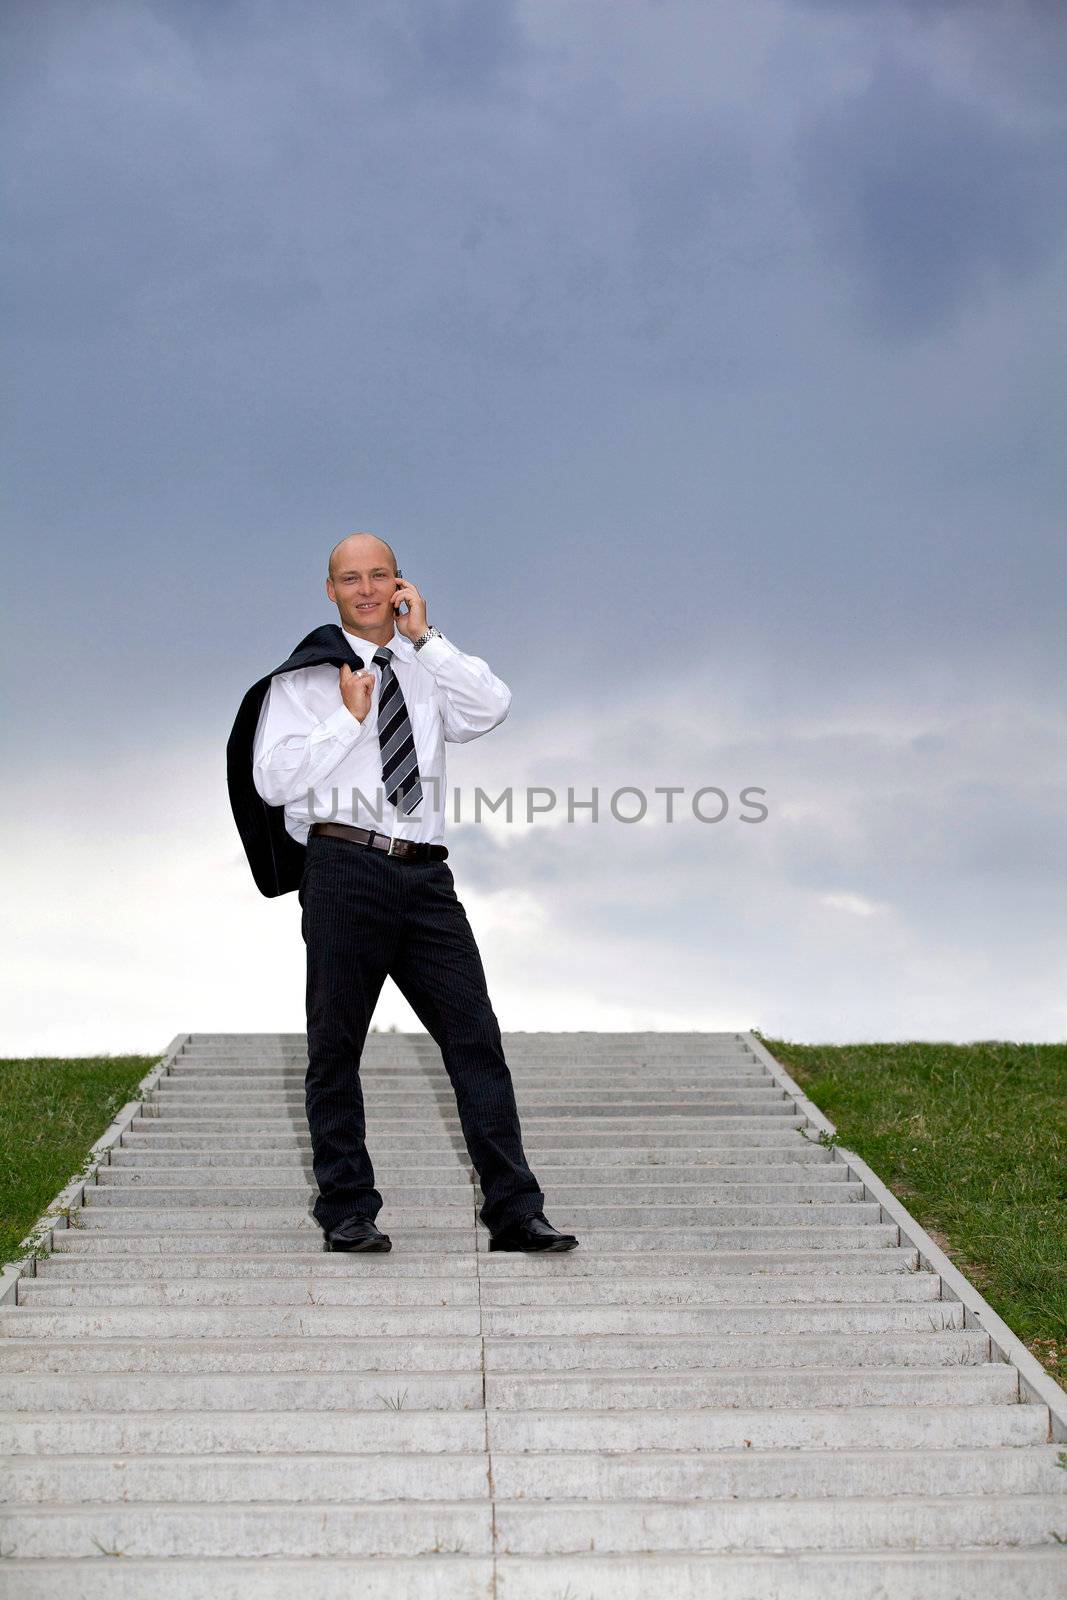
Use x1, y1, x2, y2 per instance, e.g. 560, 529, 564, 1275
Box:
227, 624, 365, 898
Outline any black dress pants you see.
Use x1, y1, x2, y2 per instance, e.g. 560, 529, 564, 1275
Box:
297, 830, 545, 1235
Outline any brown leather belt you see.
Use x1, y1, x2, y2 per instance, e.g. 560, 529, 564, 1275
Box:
309, 821, 448, 863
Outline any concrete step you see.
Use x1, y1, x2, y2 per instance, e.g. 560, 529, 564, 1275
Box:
161, 1061, 771, 1076
1, 1402, 1045, 1456
0, 1337, 485, 1373
490, 1447, 1067, 1499
0, 1410, 488, 1454
176, 1037, 750, 1048
481, 1331, 987, 1371
119, 1127, 813, 1149
108, 1151, 474, 1171
480, 1273, 941, 1307
151, 1083, 784, 1100
109, 1145, 837, 1168
129, 1120, 804, 1138
167, 1055, 766, 1067
169, 1048, 752, 1062
169, 1062, 762, 1077
93, 1175, 480, 1201
176, 1044, 751, 1058
487, 1367, 1021, 1410
5, 1551, 1063, 1600
0, 1372, 485, 1410
106, 1155, 846, 1183
487, 1552, 1067, 1600
3, 1496, 1064, 1558
16, 1273, 944, 1309
95, 1153, 850, 1180
176, 1040, 752, 1050
179, 1030, 743, 1039
481, 1304, 965, 1336
136, 1108, 802, 1126
67, 1206, 476, 1228
0, 1306, 484, 1338
174, 1057, 760, 1072
0, 1502, 495, 1558
18, 1277, 487, 1307
0, 1452, 494, 1504
71, 1200, 885, 1226
87, 1177, 868, 1205
0, 1331, 990, 1374
31, 1245, 923, 1277
0, 1365, 1019, 1412
0, 1299, 966, 1337
166, 1066, 772, 1082
491, 1496, 1067, 1553
46, 1223, 903, 1250
32, 1250, 485, 1276
180, 1036, 743, 1044
163, 1103, 792, 1119
113, 1145, 823, 1166
4, 1446, 1063, 1507
46, 1227, 479, 1255
488, 1402, 1049, 1451
153, 1087, 787, 1104
176, 1036, 744, 1044
0, 1303, 967, 1340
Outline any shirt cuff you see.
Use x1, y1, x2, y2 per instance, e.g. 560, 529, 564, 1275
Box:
412, 633, 457, 673
316, 702, 365, 741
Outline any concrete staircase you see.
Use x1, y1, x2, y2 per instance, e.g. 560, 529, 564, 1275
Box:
1, 1030, 1064, 1598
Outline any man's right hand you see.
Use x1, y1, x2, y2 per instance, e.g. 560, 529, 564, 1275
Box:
339, 664, 375, 723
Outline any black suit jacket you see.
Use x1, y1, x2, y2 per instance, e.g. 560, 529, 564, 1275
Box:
227, 624, 367, 898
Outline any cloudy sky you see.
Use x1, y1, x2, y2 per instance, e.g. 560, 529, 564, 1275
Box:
3, 0, 1065, 1054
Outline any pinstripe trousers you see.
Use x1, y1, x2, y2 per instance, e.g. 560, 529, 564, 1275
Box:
297, 830, 546, 1234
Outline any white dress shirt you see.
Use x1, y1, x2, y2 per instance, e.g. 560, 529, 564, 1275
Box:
251, 626, 511, 847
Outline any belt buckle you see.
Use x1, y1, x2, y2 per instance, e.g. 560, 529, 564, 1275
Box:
386, 834, 401, 857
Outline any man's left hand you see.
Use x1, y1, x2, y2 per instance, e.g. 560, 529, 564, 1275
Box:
392, 577, 428, 641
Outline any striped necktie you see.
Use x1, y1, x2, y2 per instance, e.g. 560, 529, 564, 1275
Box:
372, 647, 423, 815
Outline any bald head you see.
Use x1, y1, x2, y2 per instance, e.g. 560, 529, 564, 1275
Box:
325, 532, 404, 643
328, 532, 398, 582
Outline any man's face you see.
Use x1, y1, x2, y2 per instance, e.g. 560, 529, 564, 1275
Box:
326, 541, 397, 634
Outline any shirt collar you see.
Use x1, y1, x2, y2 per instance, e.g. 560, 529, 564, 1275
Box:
341, 624, 411, 662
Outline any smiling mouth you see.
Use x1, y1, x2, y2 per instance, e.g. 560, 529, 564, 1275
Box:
354, 603, 378, 610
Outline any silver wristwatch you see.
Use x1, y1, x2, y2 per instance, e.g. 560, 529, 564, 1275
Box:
413, 624, 443, 651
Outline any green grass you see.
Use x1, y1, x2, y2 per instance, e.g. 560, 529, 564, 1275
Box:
0, 1055, 162, 1267
756, 1036, 1067, 1386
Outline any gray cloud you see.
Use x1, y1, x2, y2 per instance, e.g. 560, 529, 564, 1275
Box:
3, 665, 1063, 1050
2, 0, 1064, 1046
791, 0, 1067, 109
794, 49, 1067, 337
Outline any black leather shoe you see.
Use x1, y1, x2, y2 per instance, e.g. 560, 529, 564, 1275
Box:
324, 1216, 392, 1252
489, 1212, 579, 1252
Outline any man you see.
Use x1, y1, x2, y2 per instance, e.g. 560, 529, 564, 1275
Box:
227, 531, 577, 1256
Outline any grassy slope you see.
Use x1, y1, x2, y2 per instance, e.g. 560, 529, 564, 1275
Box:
0, 1056, 161, 1266
758, 1036, 1067, 1385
